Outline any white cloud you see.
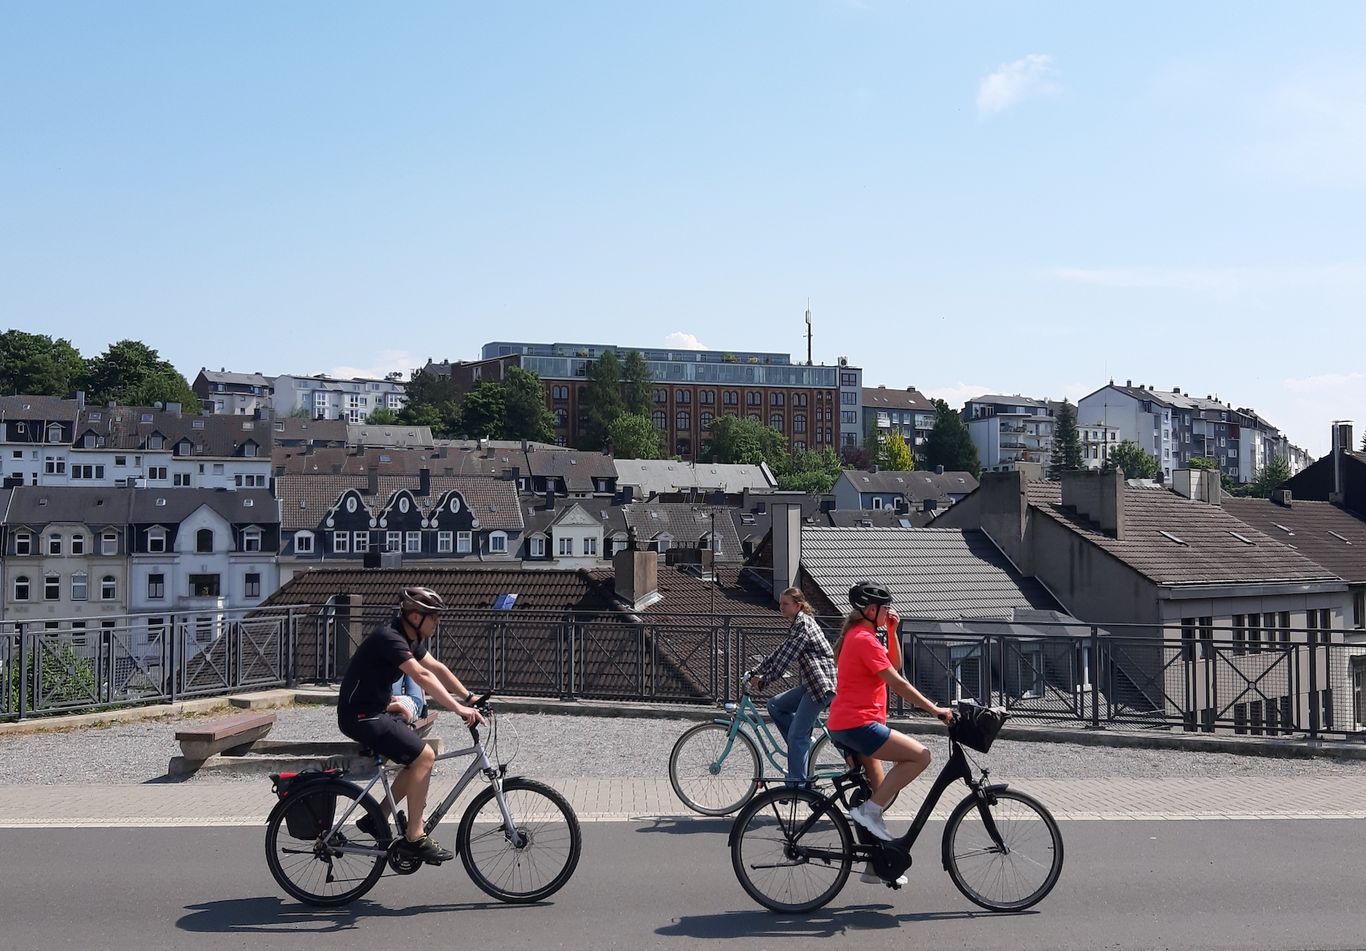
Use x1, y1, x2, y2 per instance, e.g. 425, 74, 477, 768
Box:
663, 332, 708, 350
327, 349, 420, 381
976, 54, 1059, 116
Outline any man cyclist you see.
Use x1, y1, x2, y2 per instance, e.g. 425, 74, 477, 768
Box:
337, 586, 485, 864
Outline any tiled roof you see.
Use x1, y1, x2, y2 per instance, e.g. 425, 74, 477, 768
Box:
0, 395, 81, 420
621, 503, 745, 560
1024, 482, 1339, 586
862, 386, 932, 411
801, 526, 1061, 619
840, 469, 978, 499
3, 485, 132, 527
1222, 498, 1366, 584
347, 424, 435, 448
584, 564, 786, 625
274, 474, 524, 531
966, 394, 1050, 408
273, 447, 447, 476
273, 417, 349, 444
83, 407, 273, 457
615, 460, 777, 496
524, 449, 618, 492
199, 369, 272, 387
262, 566, 619, 614
826, 509, 919, 528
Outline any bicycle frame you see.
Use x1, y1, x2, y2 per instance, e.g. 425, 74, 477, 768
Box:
716, 688, 834, 776
320, 729, 522, 858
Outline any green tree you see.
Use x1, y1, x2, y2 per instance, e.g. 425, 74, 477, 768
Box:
875, 429, 915, 471
778, 447, 844, 493
502, 366, 556, 442
1109, 440, 1160, 479
397, 368, 461, 436
922, 400, 981, 478
79, 340, 197, 409
700, 414, 789, 469
365, 408, 401, 425
1187, 456, 1219, 471
607, 412, 665, 459
578, 350, 624, 450
621, 350, 653, 416
455, 382, 505, 438
1048, 400, 1084, 479
1248, 456, 1292, 498
0, 330, 85, 396
8, 639, 98, 710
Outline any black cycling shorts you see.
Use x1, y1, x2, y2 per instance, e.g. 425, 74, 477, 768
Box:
339, 711, 426, 766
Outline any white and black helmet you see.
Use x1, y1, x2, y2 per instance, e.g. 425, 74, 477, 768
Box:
399, 586, 445, 614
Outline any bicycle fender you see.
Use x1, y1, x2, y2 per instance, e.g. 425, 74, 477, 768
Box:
982, 782, 1011, 802
711, 718, 733, 727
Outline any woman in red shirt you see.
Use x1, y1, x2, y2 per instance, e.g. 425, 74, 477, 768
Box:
826, 582, 953, 843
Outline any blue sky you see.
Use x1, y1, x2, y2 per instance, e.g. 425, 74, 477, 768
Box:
3, 2, 1364, 456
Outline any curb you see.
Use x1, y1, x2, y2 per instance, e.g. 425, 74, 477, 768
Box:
7, 688, 1366, 762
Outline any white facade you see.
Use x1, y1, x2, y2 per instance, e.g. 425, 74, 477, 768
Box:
1078, 387, 1175, 480
273, 375, 407, 423
1079, 424, 1122, 469
25, 444, 271, 491
966, 408, 1055, 472
545, 504, 606, 568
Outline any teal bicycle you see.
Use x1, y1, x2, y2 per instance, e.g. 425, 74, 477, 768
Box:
669, 672, 845, 816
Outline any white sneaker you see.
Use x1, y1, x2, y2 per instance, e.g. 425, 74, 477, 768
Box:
859, 864, 908, 886
849, 800, 893, 841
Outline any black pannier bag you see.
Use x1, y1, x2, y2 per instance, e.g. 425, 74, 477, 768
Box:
270, 768, 343, 838
951, 700, 1008, 754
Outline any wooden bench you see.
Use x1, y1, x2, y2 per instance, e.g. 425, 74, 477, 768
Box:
175, 711, 277, 760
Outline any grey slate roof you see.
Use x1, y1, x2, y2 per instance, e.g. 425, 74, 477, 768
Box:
346, 424, 435, 448
1223, 498, 1366, 584
801, 526, 1061, 619
128, 487, 278, 525
966, 394, 1050, 408
273, 417, 349, 445
0, 396, 81, 421
1024, 482, 1339, 586
199, 369, 272, 388
4, 486, 131, 527
80, 407, 272, 457
621, 503, 745, 560
275, 474, 523, 531
862, 386, 932, 411
840, 469, 978, 500
524, 449, 618, 493
615, 460, 777, 497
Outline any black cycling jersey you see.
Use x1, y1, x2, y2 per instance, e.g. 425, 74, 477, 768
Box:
337, 615, 429, 718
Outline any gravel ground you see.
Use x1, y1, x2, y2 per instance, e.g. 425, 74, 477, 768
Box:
2, 705, 1365, 785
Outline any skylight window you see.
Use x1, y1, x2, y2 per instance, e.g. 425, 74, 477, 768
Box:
1329, 531, 1352, 544
1271, 523, 1295, 535
1159, 530, 1188, 546
1228, 531, 1255, 545
493, 593, 519, 611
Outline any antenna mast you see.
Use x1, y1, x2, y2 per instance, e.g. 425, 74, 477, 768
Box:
804, 300, 812, 366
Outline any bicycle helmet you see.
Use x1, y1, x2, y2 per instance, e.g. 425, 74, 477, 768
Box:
848, 581, 893, 611
399, 586, 445, 614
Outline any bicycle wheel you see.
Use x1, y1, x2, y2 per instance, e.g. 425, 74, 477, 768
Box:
669, 722, 761, 816
457, 777, 582, 903
943, 788, 1063, 912
265, 782, 387, 906
806, 734, 848, 783
731, 787, 853, 914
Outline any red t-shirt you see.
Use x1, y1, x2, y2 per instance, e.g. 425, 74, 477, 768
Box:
826, 622, 892, 731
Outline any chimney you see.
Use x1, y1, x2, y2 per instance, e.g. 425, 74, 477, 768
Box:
770, 501, 803, 602
167, 402, 182, 417
75, 390, 85, 410
1172, 469, 1221, 505
1125, 379, 1132, 387
367, 469, 379, 496
418, 466, 431, 496
1172, 387, 1181, 395
1332, 421, 1354, 505
1060, 469, 1126, 539
501, 466, 519, 482
612, 528, 660, 610
935, 465, 945, 475
869, 463, 879, 474
545, 488, 555, 511
1271, 488, 1292, 508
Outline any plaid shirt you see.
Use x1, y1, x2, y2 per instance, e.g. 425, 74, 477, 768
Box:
753, 612, 837, 703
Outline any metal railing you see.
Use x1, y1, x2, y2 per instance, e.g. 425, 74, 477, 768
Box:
5, 605, 1364, 741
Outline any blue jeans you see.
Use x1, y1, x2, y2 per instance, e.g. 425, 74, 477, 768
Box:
767, 686, 832, 784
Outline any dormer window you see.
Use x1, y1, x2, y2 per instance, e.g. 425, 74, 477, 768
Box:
14, 531, 31, 555
148, 528, 167, 553
242, 528, 262, 552
148, 434, 164, 450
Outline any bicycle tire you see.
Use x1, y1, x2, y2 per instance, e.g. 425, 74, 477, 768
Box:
457, 777, 582, 903
265, 781, 387, 907
668, 722, 761, 816
942, 787, 1063, 912
731, 787, 853, 914
806, 734, 848, 782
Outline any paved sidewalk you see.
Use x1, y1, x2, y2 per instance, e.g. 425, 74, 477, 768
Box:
3, 775, 1364, 827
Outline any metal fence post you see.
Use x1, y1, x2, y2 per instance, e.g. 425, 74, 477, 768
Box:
1089, 626, 1101, 729
17, 624, 27, 721
722, 617, 733, 705
1308, 638, 1320, 742
285, 607, 297, 688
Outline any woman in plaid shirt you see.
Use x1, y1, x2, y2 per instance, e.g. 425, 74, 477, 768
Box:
750, 587, 837, 786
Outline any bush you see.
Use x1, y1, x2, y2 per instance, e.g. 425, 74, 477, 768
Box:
7, 638, 98, 711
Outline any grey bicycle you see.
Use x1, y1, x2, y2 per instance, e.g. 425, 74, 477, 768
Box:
264, 694, 581, 906
669, 672, 845, 816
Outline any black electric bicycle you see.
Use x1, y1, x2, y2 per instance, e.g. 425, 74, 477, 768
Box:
729, 700, 1063, 914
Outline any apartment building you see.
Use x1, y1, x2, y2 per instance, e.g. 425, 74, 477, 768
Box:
478, 342, 842, 457
1079, 422, 1122, 469
192, 369, 273, 416
273, 374, 407, 423
964, 395, 1055, 473
862, 385, 935, 458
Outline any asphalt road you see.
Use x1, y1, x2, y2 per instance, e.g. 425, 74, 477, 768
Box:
4, 820, 1365, 950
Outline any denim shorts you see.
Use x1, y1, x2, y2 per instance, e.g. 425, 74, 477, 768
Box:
827, 722, 891, 758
